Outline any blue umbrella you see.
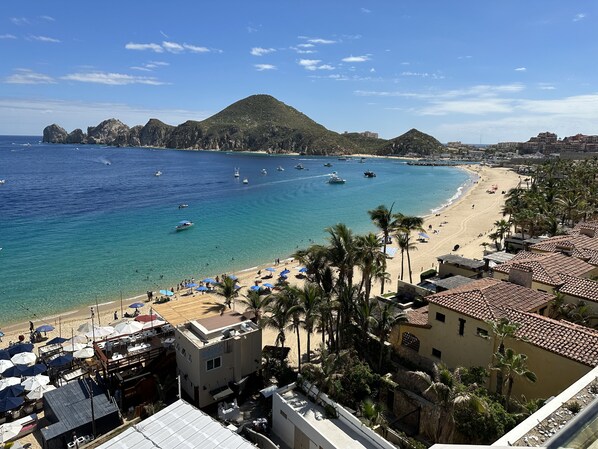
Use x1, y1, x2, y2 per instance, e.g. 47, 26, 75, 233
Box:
0, 350, 10, 360
20, 363, 47, 377
264, 267, 276, 272
195, 286, 208, 292
202, 278, 216, 284
48, 353, 73, 367
0, 396, 24, 413
0, 384, 24, 399
184, 283, 198, 288
279, 274, 288, 280
418, 232, 430, 239
298, 267, 308, 273
263, 283, 274, 288
7, 344, 34, 356
1, 365, 25, 377
249, 285, 260, 291
280, 269, 291, 275
227, 275, 238, 281
36, 324, 55, 333
0, 330, 4, 338
46, 336, 68, 345
159, 290, 174, 296
234, 285, 242, 290
129, 302, 145, 309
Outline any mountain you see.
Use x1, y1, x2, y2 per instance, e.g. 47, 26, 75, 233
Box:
379, 128, 444, 156
42, 94, 444, 156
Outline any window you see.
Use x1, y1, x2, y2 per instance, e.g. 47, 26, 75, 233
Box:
280, 410, 287, 419
458, 318, 466, 336
435, 312, 446, 322
477, 328, 488, 337
206, 357, 221, 371
539, 306, 547, 316
432, 348, 442, 359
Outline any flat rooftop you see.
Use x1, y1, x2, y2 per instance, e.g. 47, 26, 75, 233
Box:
152, 294, 221, 326
437, 254, 485, 270
178, 311, 258, 347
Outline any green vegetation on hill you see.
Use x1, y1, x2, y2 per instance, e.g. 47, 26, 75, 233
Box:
380, 128, 445, 156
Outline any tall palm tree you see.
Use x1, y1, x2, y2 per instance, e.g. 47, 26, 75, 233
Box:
355, 232, 385, 300
375, 301, 407, 371
368, 204, 400, 294
238, 290, 272, 325
298, 283, 322, 364
486, 318, 521, 396
354, 297, 378, 344
325, 223, 357, 289
492, 348, 537, 411
216, 276, 239, 309
281, 286, 305, 370
396, 215, 424, 283
262, 295, 299, 351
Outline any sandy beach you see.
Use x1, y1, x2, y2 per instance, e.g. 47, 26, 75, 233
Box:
0, 165, 520, 363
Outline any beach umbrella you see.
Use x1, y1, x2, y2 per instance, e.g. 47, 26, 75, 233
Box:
202, 278, 216, 284
0, 360, 14, 374
158, 290, 174, 296
280, 269, 291, 275
114, 320, 143, 335
85, 326, 114, 339
227, 275, 238, 281
249, 285, 260, 291
184, 282, 198, 288
135, 314, 160, 323
0, 331, 4, 338
62, 342, 86, 352
22, 375, 50, 391
20, 363, 47, 377
26, 384, 56, 401
0, 384, 24, 400
46, 336, 68, 345
264, 267, 276, 273
129, 302, 145, 309
143, 320, 165, 330
11, 352, 36, 366
73, 347, 95, 359
0, 350, 10, 360
263, 283, 274, 288
195, 286, 208, 292
279, 274, 288, 280
77, 322, 95, 334
0, 366, 25, 378
297, 267, 308, 273
36, 324, 54, 333
7, 344, 34, 356
0, 378, 21, 391
48, 353, 73, 367
418, 232, 430, 239
0, 420, 22, 443
234, 285, 242, 290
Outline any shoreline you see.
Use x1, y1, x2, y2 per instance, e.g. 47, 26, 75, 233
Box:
0, 165, 518, 344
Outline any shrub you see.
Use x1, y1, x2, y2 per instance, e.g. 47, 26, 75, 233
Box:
566, 401, 582, 414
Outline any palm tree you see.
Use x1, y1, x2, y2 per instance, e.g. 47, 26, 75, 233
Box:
216, 276, 239, 309
238, 290, 272, 325
298, 283, 322, 364
282, 286, 305, 370
262, 295, 299, 351
396, 215, 424, 283
368, 204, 400, 294
492, 348, 537, 411
486, 318, 521, 396
355, 232, 385, 300
325, 223, 357, 289
375, 301, 407, 371
354, 297, 378, 344
361, 399, 383, 427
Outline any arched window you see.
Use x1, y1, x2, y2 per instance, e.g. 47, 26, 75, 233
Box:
401, 332, 420, 352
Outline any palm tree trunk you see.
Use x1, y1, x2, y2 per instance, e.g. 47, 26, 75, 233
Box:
378, 336, 385, 371
406, 248, 413, 284
506, 377, 514, 411
307, 329, 311, 363
400, 250, 405, 281
380, 234, 388, 294
296, 324, 301, 371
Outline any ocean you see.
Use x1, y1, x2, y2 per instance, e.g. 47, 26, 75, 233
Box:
0, 136, 473, 324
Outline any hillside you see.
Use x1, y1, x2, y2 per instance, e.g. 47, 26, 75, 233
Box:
380, 128, 444, 156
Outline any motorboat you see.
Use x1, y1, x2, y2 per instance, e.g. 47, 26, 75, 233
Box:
327, 172, 346, 184
277, 166, 284, 171
154, 171, 162, 177
176, 220, 194, 231
337, 157, 348, 161
234, 168, 240, 178
359, 157, 366, 163
294, 164, 304, 170
178, 204, 189, 209
243, 178, 249, 184
0, 179, 5, 185
323, 162, 333, 167
261, 169, 267, 175
364, 171, 376, 178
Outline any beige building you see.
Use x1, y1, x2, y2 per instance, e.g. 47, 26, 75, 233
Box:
174, 311, 262, 408
529, 228, 598, 267
393, 278, 598, 400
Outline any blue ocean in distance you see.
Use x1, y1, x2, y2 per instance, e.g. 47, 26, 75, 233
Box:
0, 136, 473, 324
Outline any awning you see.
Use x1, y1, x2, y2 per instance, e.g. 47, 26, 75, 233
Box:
259, 385, 279, 398
211, 386, 234, 401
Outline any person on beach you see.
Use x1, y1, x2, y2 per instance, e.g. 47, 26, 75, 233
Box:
114, 311, 118, 320
29, 321, 34, 332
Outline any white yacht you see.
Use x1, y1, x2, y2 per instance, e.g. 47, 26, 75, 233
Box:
261, 169, 267, 175
234, 168, 240, 178
154, 171, 162, 177
243, 178, 249, 184
327, 172, 346, 184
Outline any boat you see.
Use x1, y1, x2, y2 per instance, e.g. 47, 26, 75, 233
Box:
154, 171, 162, 177
178, 204, 189, 209
359, 157, 366, 163
0, 180, 5, 185
294, 164, 304, 170
323, 163, 333, 167
364, 171, 376, 178
277, 166, 284, 171
337, 157, 347, 161
234, 168, 240, 178
261, 169, 267, 175
175, 220, 194, 231
327, 172, 346, 184
243, 178, 249, 184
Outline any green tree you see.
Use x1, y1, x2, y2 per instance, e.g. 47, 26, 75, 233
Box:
492, 348, 537, 411
238, 290, 272, 325
368, 204, 400, 294
216, 275, 239, 309
375, 301, 407, 371
486, 318, 521, 396
396, 215, 424, 283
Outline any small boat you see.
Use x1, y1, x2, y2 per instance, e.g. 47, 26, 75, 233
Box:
261, 169, 267, 175
243, 178, 249, 184
327, 172, 346, 184
154, 171, 162, 177
364, 171, 376, 178
178, 204, 189, 209
359, 157, 366, 163
323, 163, 333, 167
234, 168, 240, 178
0, 180, 5, 185
176, 220, 194, 231
277, 166, 284, 171
337, 157, 347, 161
295, 164, 304, 170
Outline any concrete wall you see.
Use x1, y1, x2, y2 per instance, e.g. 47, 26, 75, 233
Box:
438, 263, 482, 279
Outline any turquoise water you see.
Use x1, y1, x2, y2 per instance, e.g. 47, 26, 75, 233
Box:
0, 136, 473, 324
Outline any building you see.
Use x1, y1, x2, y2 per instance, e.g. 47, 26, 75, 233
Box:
95, 399, 257, 449
436, 254, 486, 278
272, 383, 395, 449
175, 311, 262, 408
529, 229, 598, 267
360, 131, 379, 138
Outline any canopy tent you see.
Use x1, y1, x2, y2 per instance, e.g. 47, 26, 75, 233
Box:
84, 326, 115, 339
73, 347, 95, 359
114, 320, 143, 335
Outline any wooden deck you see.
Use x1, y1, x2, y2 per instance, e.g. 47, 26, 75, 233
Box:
152, 293, 224, 326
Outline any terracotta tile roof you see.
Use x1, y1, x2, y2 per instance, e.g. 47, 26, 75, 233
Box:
505, 309, 598, 367
427, 278, 553, 321
531, 234, 598, 266
558, 275, 598, 303
493, 251, 594, 286
405, 306, 430, 327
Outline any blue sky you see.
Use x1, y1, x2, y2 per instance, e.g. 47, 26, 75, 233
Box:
1, 1, 597, 143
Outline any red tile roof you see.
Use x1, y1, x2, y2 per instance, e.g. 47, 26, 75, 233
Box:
558, 275, 598, 303
405, 306, 430, 327
493, 251, 594, 286
531, 234, 598, 265
426, 278, 553, 321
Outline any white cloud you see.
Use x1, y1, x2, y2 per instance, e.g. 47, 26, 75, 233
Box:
0, 34, 17, 39
457, 55, 473, 60
254, 64, 276, 71
317, 64, 335, 70
342, 55, 370, 63
297, 43, 314, 48
125, 41, 212, 54
132, 61, 170, 71
10, 17, 30, 26
538, 83, 555, 90
307, 38, 336, 44
30, 35, 61, 43
361, 8, 371, 13
250, 47, 276, 56
370, 68, 376, 73
39, 15, 55, 22
159, 30, 169, 38
420, 98, 513, 115
298, 59, 334, 71
514, 67, 527, 72
62, 72, 166, 85
573, 13, 586, 22
401, 71, 445, 79
125, 42, 164, 53
183, 44, 210, 53
162, 41, 184, 53
5, 69, 55, 84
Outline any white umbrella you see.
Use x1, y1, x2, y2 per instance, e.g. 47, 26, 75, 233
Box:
25, 384, 56, 401
77, 322, 96, 334
0, 422, 22, 444
10, 352, 36, 366
143, 320, 166, 330
85, 326, 115, 339
62, 342, 86, 352
0, 377, 21, 391
114, 321, 143, 336
73, 347, 95, 359
65, 334, 88, 344
0, 359, 14, 374
22, 374, 50, 391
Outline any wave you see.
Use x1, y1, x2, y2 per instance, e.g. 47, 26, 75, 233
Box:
430, 176, 475, 214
